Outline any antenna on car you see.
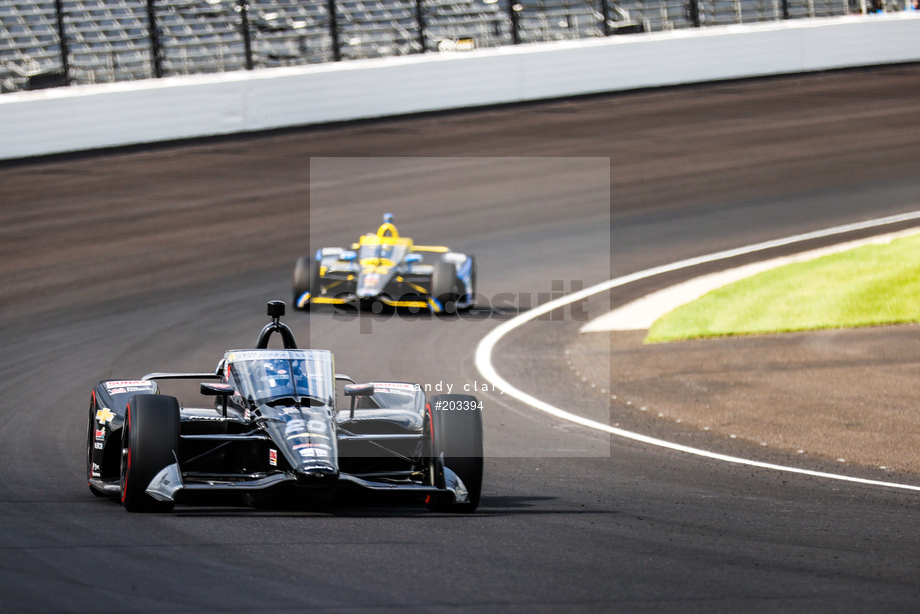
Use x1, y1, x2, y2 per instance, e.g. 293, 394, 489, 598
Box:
256, 301, 298, 349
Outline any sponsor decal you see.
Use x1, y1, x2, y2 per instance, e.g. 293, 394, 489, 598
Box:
269, 449, 278, 467
95, 408, 115, 424
371, 382, 416, 390
95, 427, 105, 440
372, 382, 419, 396
298, 448, 329, 458
91, 462, 101, 477
94, 442, 103, 450
374, 387, 414, 397
109, 388, 126, 395
307, 419, 327, 434
370, 382, 418, 396
105, 380, 153, 391
286, 431, 331, 442
293, 443, 331, 450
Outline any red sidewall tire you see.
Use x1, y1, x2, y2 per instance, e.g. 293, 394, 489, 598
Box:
120, 394, 180, 513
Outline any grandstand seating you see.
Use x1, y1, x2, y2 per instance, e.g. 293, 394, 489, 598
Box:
0, 0, 868, 94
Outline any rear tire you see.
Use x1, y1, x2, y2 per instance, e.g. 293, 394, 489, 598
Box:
430, 258, 461, 314
292, 256, 320, 311
427, 394, 483, 513
120, 394, 180, 513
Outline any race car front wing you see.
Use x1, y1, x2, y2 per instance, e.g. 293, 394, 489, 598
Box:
144, 463, 470, 505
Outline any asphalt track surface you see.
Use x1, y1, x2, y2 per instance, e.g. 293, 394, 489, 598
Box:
3, 64, 920, 612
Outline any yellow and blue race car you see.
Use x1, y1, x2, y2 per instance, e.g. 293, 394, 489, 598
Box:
293, 214, 476, 313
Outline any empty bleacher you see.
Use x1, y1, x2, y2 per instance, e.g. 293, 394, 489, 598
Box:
515, 1, 604, 43
1, 1, 65, 92
64, 0, 153, 84
249, 1, 333, 66
0, 0, 867, 94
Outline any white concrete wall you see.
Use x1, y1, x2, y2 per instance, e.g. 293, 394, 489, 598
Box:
2, 14, 919, 160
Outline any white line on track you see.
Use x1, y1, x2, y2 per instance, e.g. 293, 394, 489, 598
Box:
475, 210, 920, 492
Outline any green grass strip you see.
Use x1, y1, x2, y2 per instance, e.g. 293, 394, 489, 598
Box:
645, 233, 920, 343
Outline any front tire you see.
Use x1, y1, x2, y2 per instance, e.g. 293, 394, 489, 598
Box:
427, 394, 483, 513
120, 394, 180, 513
430, 258, 461, 314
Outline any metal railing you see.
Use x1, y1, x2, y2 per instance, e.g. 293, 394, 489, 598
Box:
0, 0, 902, 93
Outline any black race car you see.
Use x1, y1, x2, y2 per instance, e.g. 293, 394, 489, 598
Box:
293, 214, 476, 313
86, 301, 483, 513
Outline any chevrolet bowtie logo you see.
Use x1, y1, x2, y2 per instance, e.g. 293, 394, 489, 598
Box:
95, 408, 115, 424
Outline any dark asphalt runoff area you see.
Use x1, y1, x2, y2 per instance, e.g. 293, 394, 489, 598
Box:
2, 63, 920, 612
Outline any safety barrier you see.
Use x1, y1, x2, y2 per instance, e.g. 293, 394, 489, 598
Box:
0, 13, 918, 160
1, 0, 879, 93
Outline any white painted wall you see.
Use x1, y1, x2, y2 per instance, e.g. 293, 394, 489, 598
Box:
2, 14, 919, 160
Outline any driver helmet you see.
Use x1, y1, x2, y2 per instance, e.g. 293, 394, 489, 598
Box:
262, 359, 291, 389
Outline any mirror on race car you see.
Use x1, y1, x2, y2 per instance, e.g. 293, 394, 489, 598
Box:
344, 383, 374, 397
200, 383, 234, 396
344, 383, 375, 420
200, 382, 234, 417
